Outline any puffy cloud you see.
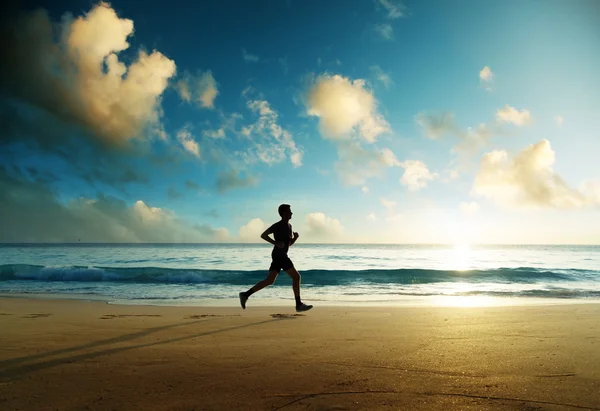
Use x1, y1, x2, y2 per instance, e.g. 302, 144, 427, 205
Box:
374, 23, 394, 40
367, 212, 377, 221
370, 65, 394, 89
0, 3, 186, 190
495, 105, 532, 126
362, 186, 369, 194
459, 201, 480, 215
242, 48, 259, 62
472, 139, 597, 209
0, 167, 227, 242
399, 160, 438, 190
479, 66, 493, 82
378, 0, 405, 19
479, 66, 493, 91
304, 212, 343, 240
335, 143, 400, 186
0, 3, 176, 146
239, 218, 266, 242
216, 169, 259, 193
177, 127, 200, 158
176, 71, 219, 109
306, 74, 390, 143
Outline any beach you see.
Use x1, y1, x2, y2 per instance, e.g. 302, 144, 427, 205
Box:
1, 297, 599, 410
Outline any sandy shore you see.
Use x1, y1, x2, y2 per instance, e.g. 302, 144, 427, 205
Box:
1, 298, 599, 410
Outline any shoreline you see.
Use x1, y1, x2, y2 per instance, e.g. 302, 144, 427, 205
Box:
1, 297, 599, 410
2, 291, 600, 309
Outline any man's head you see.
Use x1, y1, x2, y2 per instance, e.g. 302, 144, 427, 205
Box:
278, 204, 293, 220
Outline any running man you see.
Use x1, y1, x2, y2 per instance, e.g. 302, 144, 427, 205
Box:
239, 204, 313, 312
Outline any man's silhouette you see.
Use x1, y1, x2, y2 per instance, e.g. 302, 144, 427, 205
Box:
239, 204, 313, 312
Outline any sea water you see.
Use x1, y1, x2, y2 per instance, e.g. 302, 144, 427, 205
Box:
1, 243, 599, 307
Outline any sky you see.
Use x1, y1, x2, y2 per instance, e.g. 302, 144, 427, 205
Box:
1, 0, 599, 244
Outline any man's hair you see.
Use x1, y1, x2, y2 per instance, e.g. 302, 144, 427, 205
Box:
278, 204, 291, 217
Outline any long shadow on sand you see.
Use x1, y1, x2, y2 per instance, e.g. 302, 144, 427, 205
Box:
0, 318, 213, 369
1, 318, 279, 380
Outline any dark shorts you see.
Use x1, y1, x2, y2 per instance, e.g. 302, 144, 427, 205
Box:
269, 255, 294, 272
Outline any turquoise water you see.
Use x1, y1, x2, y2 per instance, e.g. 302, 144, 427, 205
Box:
1, 244, 599, 306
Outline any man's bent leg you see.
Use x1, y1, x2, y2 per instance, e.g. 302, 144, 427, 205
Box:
247, 270, 279, 295
240, 270, 279, 309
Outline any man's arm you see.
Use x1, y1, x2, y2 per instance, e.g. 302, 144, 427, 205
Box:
261, 226, 277, 246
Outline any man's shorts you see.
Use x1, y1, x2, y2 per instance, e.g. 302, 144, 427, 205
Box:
269, 255, 294, 272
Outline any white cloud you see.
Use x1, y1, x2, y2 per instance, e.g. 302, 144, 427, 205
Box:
472, 139, 597, 209
555, 115, 564, 127
304, 212, 343, 240
479, 66, 493, 82
370, 65, 394, 89
374, 23, 394, 40
307, 74, 390, 143
378, 0, 405, 19
244, 99, 303, 167
177, 127, 200, 158
176, 71, 219, 109
362, 186, 369, 194
242, 48, 259, 62
399, 160, 438, 190
239, 218, 266, 242
479, 66, 494, 91
459, 201, 480, 215
367, 212, 377, 221
495, 105, 532, 126
0, 3, 176, 145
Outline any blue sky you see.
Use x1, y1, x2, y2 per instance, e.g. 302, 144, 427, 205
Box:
1, 0, 599, 243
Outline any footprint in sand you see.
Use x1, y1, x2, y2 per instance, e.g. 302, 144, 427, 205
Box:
270, 313, 305, 319
23, 313, 52, 318
99, 314, 162, 320
185, 314, 241, 319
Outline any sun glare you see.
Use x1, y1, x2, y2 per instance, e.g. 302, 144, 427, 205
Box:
449, 243, 471, 271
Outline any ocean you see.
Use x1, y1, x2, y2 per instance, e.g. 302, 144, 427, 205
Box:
1, 243, 599, 307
